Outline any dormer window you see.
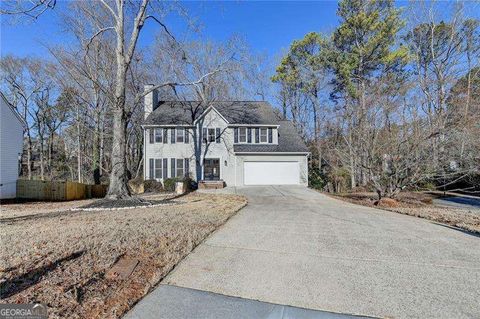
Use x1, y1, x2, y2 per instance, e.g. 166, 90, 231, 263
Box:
239, 127, 247, 143
208, 128, 216, 142
260, 128, 268, 143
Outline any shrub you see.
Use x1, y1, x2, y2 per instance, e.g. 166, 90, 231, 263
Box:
144, 179, 163, 193
183, 176, 197, 191
128, 177, 144, 194
309, 167, 327, 190
163, 178, 182, 192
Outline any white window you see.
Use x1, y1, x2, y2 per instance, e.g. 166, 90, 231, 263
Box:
176, 127, 184, 143
155, 129, 163, 143
155, 159, 162, 179
260, 128, 268, 143
239, 127, 247, 143
208, 128, 216, 143
176, 159, 184, 177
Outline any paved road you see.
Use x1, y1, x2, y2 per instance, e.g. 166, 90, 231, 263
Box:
127, 186, 480, 319
433, 196, 480, 210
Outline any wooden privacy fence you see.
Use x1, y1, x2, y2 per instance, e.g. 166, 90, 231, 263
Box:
16, 180, 108, 201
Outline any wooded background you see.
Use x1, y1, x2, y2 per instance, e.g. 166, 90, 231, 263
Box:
1, 0, 478, 198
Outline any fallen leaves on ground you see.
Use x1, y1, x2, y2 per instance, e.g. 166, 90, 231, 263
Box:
0, 192, 247, 319
330, 192, 479, 234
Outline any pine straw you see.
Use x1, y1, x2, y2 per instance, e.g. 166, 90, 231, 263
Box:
0, 192, 247, 319
330, 192, 480, 234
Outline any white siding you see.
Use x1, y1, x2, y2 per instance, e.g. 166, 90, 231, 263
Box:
0, 98, 24, 199
143, 107, 308, 187
144, 109, 237, 186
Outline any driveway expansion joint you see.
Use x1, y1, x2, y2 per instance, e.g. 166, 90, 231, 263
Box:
202, 243, 480, 270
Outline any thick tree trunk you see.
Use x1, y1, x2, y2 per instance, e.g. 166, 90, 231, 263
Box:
107, 108, 131, 199
39, 138, 45, 181
48, 134, 53, 177
193, 124, 203, 182
106, 1, 134, 199
26, 136, 33, 180
76, 108, 82, 183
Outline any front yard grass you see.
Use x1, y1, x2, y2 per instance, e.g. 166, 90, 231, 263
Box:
0, 192, 247, 319
329, 191, 480, 234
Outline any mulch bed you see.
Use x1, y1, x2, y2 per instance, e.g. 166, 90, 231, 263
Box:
73, 197, 183, 211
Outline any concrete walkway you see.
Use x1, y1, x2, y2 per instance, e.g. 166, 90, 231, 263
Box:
126, 186, 480, 319
125, 285, 370, 319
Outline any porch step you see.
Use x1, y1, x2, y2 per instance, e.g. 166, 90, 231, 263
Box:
198, 180, 225, 189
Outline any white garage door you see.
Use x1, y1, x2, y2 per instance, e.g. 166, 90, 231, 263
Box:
244, 161, 300, 185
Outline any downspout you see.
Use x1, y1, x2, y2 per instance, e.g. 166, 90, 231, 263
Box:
143, 128, 146, 180
306, 153, 309, 186
234, 154, 237, 186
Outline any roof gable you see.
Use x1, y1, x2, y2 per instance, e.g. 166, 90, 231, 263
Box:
193, 105, 230, 125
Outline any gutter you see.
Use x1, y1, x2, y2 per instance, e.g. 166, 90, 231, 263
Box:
234, 152, 310, 155
141, 124, 195, 128
228, 124, 280, 128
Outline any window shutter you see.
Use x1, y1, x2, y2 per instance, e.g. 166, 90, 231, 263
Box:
184, 158, 189, 177
203, 128, 207, 144
247, 128, 252, 143
255, 128, 259, 143
171, 158, 176, 177
157, 159, 164, 179
234, 128, 239, 143
163, 129, 168, 144
184, 128, 189, 143
215, 128, 221, 143
268, 128, 273, 143
149, 129, 154, 144
171, 128, 175, 144
163, 158, 168, 179
149, 158, 154, 179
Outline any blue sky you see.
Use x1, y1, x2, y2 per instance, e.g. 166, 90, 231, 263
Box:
1, 1, 338, 60
1, 1, 479, 67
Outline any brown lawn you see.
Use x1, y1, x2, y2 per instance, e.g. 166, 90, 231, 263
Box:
0, 192, 247, 319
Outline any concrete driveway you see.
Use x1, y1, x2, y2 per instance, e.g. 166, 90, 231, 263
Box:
128, 186, 480, 319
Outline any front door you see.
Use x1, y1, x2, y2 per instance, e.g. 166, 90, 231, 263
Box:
204, 158, 220, 180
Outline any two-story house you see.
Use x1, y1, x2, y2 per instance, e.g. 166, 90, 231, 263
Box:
142, 85, 309, 187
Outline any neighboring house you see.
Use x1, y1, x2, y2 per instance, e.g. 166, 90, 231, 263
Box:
142, 86, 309, 187
0, 93, 25, 199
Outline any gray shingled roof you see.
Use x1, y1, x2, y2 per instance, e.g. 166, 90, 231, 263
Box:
143, 101, 308, 153
233, 121, 309, 153
143, 101, 282, 125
